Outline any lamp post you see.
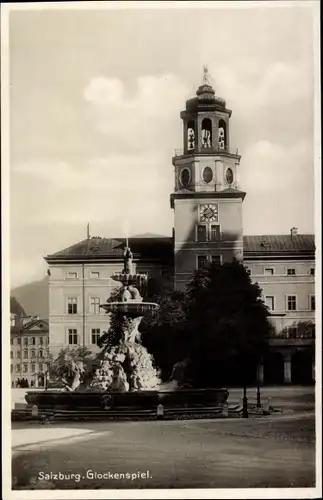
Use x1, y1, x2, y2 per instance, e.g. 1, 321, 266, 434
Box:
256, 379, 261, 408
242, 383, 248, 418
256, 358, 263, 408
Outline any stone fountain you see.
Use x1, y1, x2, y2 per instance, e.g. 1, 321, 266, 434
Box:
92, 244, 161, 392
22, 244, 229, 421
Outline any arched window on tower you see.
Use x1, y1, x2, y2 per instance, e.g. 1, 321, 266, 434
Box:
187, 120, 195, 150
201, 118, 212, 149
218, 120, 226, 150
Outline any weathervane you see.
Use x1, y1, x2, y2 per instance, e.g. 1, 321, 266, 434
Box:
203, 65, 211, 86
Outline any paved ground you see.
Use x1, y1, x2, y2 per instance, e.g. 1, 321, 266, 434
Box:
11, 386, 316, 490
12, 412, 315, 490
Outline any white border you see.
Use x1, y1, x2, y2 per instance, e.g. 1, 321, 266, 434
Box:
1, 1, 321, 500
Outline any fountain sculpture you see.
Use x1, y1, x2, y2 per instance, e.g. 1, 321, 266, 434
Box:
23, 243, 229, 420
91, 243, 161, 392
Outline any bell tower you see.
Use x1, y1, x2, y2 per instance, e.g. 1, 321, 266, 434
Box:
170, 67, 246, 290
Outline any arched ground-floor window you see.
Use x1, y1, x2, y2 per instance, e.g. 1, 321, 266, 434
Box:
264, 351, 284, 385
291, 349, 314, 385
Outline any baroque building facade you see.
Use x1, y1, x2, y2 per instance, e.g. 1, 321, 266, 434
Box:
44, 76, 315, 385
10, 306, 49, 388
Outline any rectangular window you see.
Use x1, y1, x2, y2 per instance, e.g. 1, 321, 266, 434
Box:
211, 255, 221, 264
310, 268, 315, 276
67, 298, 78, 315
66, 272, 78, 279
68, 329, 78, 345
39, 363, 43, 372
31, 337, 36, 345
39, 337, 43, 345
197, 255, 208, 270
17, 337, 21, 345
31, 350, 36, 358
197, 225, 207, 242
31, 363, 35, 372
23, 349, 28, 359
210, 225, 220, 241
90, 297, 101, 314
90, 271, 100, 279
91, 328, 101, 345
45, 337, 49, 345
23, 363, 28, 373
287, 268, 296, 276
265, 296, 275, 310
16, 364, 20, 373
10, 351, 13, 359
264, 268, 274, 276
287, 295, 297, 311
24, 338, 28, 345
310, 295, 315, 311
16, 351, 21, 358
39, 350, 44, 359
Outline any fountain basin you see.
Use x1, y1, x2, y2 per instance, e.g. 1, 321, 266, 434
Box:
100, 302, 159, 315
24, 388, 229, 413
111, 273, 147, 286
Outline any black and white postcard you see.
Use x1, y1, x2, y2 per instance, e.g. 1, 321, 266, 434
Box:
1, 1, 321, 499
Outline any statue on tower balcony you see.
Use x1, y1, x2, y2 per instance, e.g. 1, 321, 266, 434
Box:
123, 246, 133, 274
202, 129, 211, 148
188, 128, 195, 149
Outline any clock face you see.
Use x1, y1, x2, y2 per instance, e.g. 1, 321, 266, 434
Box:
200, 204, 218, 222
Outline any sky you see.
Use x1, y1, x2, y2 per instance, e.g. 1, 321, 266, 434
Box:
7, 2, 317, 287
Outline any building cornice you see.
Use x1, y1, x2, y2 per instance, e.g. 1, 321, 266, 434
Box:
170, 190, 246, 208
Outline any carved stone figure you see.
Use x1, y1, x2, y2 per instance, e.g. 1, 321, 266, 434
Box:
121, 285, 142, 303
123, 247, 133, 274
61, 360, 85, 392
110, 364, 129, 392
169, 358, 190, 387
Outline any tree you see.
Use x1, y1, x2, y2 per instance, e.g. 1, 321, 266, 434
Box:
184, 259, 271, 387
280, 320, 315, 338
140, 275, 187, 380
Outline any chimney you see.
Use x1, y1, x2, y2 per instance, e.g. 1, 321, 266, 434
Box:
290, 227, 298, 236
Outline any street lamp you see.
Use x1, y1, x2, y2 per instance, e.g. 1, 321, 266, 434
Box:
256, 356, 264, 408
242, 383, 248, 418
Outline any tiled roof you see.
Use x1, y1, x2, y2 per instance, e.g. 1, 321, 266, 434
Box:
45, 235, 173, 262
243, 234, 315, 254
11, 318, 49, 335
45, 233, 315, 263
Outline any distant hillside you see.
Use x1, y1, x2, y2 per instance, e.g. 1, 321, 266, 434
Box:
11, 276, 49, 319
10, 296, 27, 317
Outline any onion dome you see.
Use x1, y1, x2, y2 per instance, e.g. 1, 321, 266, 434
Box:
185, 67, 226, 111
